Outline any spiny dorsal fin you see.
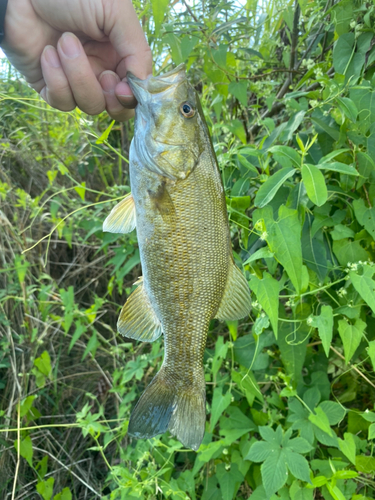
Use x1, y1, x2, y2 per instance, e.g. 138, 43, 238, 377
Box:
118, 281, 162, 342
103, 193, 136, 234
215, 259, 251, 321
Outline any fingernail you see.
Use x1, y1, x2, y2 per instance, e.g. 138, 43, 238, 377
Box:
99, 71, 119, 94
43, 46, 60, 68
116, 80, 133, 98
60, 33, 81, 59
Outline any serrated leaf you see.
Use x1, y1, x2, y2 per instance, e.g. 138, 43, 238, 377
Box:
308, 406, 332, 436
261, 449, 288, 497
317, 162, 358, 176
254, 167, 295, 208
301, 164, 327, 206
310, 306, 333, 357
249, 273, 279, 338
284, 449, 311, 483
338, 433, 356, 464
338, 318, 366, 364
228, 81, 248, 106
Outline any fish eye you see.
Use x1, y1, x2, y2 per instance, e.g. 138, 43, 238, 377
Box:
180, 102, 195, 118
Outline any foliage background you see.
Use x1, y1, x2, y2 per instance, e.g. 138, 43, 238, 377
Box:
1, 0, 375, 498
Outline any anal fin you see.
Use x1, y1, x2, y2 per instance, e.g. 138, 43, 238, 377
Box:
215, 259, 251, 321
103, 193, 136, 234
118, 280, 162, 342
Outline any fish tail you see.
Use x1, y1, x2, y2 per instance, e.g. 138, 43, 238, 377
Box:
128, 367, 206, 451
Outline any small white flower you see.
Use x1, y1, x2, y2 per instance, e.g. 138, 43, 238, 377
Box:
260, 231, 268, 241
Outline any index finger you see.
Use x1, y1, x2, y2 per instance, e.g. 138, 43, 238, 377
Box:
104, 0, 152, 107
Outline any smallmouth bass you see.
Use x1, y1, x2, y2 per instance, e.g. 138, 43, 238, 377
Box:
103, 64, 251, 451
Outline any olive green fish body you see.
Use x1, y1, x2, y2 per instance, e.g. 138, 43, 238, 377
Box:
103, 64, 251, 450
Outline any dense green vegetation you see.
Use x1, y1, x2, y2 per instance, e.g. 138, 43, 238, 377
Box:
1, 0, 375, 498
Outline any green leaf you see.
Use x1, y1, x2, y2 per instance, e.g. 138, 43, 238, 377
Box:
287, 437, 313, 454
333, 33, 355, 74
244, 247, 274, 264
82, 331, 100, 361
338, 318, 366, 364
246, 440, 276, 462
53, 488, 72, 500
332, 239, 369, 267
368, 423, 375, 440
14, 254, 30, 284
254, 167, 295, 208
367, 340, 375, 371
317, 162, 358, 176
336, 97, 358, 122
338, 432, 356, 464
331, 224, 355, 240
261, 449, 288, 497
269, 145, 301, 168
34, 351, 52, 377
15, 435, 33, 467
228, 81, 248, 107
210, 387, 231, 430
277, 322, 309, 384
319, 401, 346, 425
249, 273, 279, 338
308, 406, 332, 436
301, 164, 327, 206
37, 478, 55, 500
284, 449, 311, 483
216, 463, 243, 500
356, 455, 375, 474
349, 265, 375, 315
96, 120, 115, 144
152, 0, 169, 34
254, 205, 303, 294
309, 306, 333, 357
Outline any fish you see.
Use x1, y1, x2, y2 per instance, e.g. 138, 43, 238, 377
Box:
103, 64, 251, 451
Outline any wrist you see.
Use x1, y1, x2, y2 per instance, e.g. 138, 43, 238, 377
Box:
0, 0, 8, 45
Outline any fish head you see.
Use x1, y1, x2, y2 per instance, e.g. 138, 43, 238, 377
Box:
128, 64, 206, 181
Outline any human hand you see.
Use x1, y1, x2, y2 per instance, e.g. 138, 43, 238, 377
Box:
2, 0, 152, 120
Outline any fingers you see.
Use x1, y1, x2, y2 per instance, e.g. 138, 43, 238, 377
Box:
99, 71, 134, 121
56, 33, 106, 115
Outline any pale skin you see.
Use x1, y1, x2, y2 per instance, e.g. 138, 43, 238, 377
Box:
2, 0, 153, 120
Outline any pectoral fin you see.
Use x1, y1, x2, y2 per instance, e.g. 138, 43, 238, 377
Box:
215, 259, 251, 321
148, 181, 176, 224
118, 279, 162, 342
103, 193, 136, 234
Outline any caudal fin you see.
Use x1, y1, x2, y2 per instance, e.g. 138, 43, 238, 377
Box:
128, 368, 206, 451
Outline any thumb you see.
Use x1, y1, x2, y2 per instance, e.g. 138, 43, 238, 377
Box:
104, 0, 152, 107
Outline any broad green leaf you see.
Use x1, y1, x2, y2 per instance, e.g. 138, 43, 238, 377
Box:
54, 486, 72, 500
284, 449, 311, 483
15, 435, 33, 467
287, 437, 313, 454
308, 407, 332, 436
14, 255, 29, 284
269, 145, 301, 168
349, 265, 375, 314
331, 224, 355, 240
277, 322, 309, 384
338, 433, 356, 464
244, 247, 273, 264
228, 81, 248, 107
332, 239, 369, 267
34, 351, 52, 377
254, 205, 303, 294
319, 401, 346, 425
281, 111, 306, 142
318, 149, 351, 163
216, 463, 243, 500
20, 395, 37, 417
152, 0, 169, 34
37, 478, 55, 500
317, 162, 358, 176
357, 151, 375, 188
367, 340, 375, 371
309, 306, 333, 357
352, 198, 367, 225
210, 387, 231, 430
249, 273, 279, 338
261, 449, 288, 497
350, 81, 375, 134
338, 318, 366, 364
301, 164, 327, 206
336, 97, 358, 122
356, 455, 375, 474
254, 167, 295, 208
246, 440, 275, 462
369, 423, 375, 440
333, 33, 355, 74
301, 217, 328, 282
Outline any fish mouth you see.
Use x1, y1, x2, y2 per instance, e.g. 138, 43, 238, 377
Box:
127, 64, 187, 102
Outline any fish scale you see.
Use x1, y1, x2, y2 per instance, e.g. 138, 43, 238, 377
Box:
103, 64, 251, 450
